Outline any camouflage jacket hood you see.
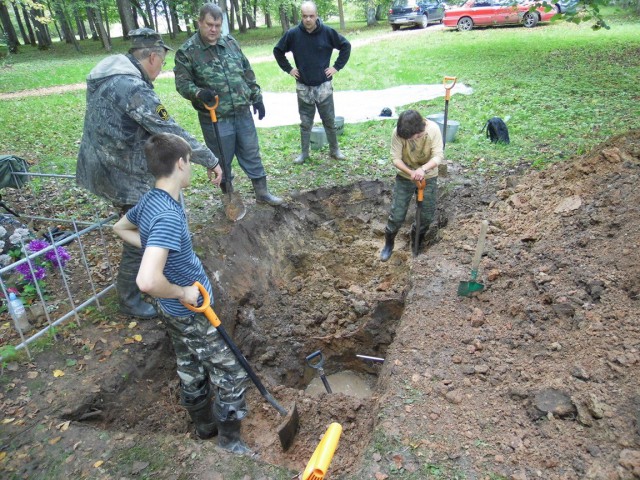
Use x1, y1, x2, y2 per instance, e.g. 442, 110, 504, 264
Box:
77, 54, 217, 206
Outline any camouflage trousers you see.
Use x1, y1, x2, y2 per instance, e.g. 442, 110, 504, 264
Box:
154, 302, 251, 416
296, 81, 337, 137
385, 175, 437, 236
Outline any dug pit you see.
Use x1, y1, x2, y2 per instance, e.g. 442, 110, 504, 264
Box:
62, 180, 440, 474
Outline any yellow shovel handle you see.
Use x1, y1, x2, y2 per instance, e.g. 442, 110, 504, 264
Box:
203, 96, 220, 123
180, 281, 221, 327
443, 76, 458, 101
302, 423, 343, 480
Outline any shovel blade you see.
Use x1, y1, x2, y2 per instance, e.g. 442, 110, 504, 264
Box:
457, 280, 485, 297
277, 402, 300, 451
222, 193, 246, 222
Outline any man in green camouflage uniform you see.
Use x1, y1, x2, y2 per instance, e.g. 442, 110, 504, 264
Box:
114, 133, 252, 454
77, 28, 222, 319
174, 3, 282, 206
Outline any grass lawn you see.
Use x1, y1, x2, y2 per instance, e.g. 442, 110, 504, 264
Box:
0, 8, 639, 198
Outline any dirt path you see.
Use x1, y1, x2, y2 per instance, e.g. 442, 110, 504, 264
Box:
0, 26, 441, 101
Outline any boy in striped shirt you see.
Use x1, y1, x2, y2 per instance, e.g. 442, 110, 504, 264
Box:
113, 133, 251, 454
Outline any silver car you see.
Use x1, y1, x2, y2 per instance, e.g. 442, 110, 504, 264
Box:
388, 0, 446, 30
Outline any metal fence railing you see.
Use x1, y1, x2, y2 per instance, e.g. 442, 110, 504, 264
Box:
1, 164, 118, 361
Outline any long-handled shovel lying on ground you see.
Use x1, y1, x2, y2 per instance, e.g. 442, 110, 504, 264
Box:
413, 178, 426, 257
204, 97, 246, 222
457, 220, 489, 297
183, 281, 299, 450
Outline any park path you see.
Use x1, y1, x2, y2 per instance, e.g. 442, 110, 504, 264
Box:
0, 25, 442, 101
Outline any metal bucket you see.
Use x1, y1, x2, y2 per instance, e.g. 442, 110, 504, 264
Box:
427, 113, 459, 144
310, 126, 327, 150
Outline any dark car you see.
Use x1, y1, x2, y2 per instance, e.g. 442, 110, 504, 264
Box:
388, 0, 446, 30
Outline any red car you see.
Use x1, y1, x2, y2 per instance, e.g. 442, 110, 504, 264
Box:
443, 0, 558, 31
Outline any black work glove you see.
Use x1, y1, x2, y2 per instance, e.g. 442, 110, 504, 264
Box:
252, 101, 265, 120
198, 89, 217, 105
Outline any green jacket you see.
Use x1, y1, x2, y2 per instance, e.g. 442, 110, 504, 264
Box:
174, 33, 262, 118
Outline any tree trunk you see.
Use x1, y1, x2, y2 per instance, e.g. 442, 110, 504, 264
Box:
278, 3, 289, 33
102, 5, 110, 40
291, 5, 299, 24
0, 0, 19, 53
85, 7, 99, 40
170, 2, 181, 34
375, 4, 385, 21
30, 7, 51, 49
22, 5, 36, 45
11, 2, 30, 45
230, 0, 246, 32
116, 0, 136, 38
265, 12, 271, 28
75, 13, 87, 40
87, 0, 110, 51
228, 0, 235, 32
53, 3, 76, 44
243, 0, 255, 29
163, 1, 172, 37
143, 0, 154, 30
367, 4, 378, 26
183, 12, 191, 34
337, 0, 345, 30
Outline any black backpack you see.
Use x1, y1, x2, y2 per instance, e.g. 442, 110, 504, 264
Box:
482, 117, 510, 144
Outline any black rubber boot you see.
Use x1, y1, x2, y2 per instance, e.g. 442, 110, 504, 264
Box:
380, 230, 397, 262
251, 176, 283, 206
116, 243, 157, 318
214, 397, 252, 455
326, 130, 346, 160
294, 131, 310, 164
218, 419, 252, 454
181, 383, 217, 439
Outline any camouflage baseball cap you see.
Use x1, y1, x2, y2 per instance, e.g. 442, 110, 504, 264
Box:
128, 28, 173, 51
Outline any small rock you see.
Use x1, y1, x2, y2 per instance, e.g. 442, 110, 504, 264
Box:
445, 390, 464, 404
586, 394, 605, 419
474, 364, 490, 374
571, 364, 591, 381
470, 307, 485, 327
619, 449, 640, 477
487, 268, 500, 281
533, 388, 576, 418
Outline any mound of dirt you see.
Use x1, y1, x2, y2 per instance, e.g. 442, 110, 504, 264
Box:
361, 130, 640, 479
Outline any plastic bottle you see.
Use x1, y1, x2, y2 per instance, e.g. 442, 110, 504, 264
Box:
7, 292, 33, 333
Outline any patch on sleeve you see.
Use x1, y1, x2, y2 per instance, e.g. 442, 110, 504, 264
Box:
156, 104, 170, 121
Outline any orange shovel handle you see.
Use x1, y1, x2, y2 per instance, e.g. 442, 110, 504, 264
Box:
443, 76, 457, 101
415, 178, 426, 202
180, 281, 221, 327
203, 96, 220, 123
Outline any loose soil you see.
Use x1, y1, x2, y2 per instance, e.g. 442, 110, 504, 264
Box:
1, 130, 639, 480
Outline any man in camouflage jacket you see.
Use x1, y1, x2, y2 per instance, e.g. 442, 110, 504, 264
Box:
77, 28, 222, 319
174, 3, 282, 206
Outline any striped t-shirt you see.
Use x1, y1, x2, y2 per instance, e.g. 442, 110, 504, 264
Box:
126, 188, 213, 316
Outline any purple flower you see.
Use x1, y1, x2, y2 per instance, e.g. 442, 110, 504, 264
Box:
27, 239, 50, 253
45, 246, 71, 268
15, 261, 47, 283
